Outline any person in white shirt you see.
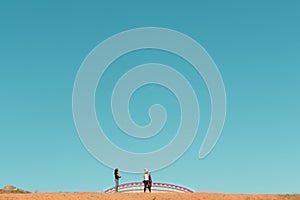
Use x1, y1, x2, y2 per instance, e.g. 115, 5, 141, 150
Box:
143, 168, 152, 192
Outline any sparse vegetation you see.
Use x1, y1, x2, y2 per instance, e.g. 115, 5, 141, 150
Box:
0, 188, 30, 194
0, 185, 31, 194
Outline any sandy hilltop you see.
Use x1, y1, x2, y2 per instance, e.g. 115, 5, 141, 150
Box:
1, 192, 300, 200
1, 185, 299, 200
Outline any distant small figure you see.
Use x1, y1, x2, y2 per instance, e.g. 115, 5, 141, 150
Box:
114, 168, 121, 192
143, 168, 152, 192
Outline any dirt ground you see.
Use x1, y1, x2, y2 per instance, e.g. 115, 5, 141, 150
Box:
0, 192, 299, 200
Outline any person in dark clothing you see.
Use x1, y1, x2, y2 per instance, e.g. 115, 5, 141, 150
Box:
143, 168, 152, 192
114, 168, 121, 192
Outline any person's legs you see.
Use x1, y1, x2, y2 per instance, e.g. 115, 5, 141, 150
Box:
144, 181, 150, 192
148, 185, 151, 192
115, 179, 119, 192
143, 181, 147, 192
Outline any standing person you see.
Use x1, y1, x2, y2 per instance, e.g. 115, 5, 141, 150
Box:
143, 168, 152, 192
114, 168, 121, 192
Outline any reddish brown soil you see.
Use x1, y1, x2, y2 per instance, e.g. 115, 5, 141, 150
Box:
0, 192, 299, 200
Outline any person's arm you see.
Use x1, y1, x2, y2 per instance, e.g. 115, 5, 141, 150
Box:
149, 173, 152, 186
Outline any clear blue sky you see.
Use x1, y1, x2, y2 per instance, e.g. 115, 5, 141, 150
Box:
0, 0, 299, 194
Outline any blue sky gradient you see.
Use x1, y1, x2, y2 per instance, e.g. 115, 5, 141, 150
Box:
0, 0, 299, 194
